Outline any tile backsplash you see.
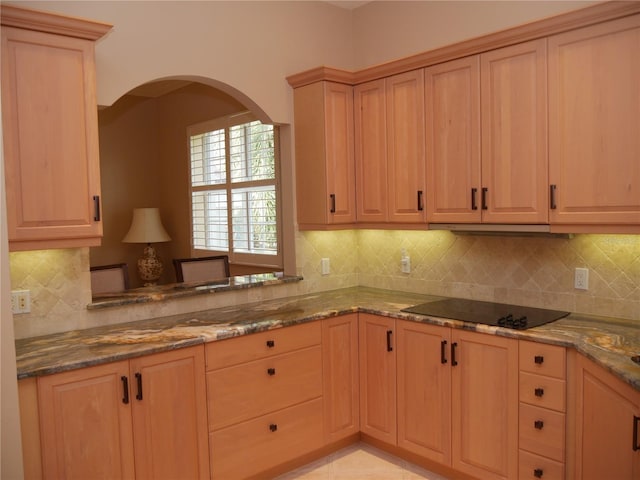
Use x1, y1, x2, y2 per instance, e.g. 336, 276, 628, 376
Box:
9, 231, 639, 338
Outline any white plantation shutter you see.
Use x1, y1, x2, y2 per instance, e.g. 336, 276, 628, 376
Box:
188, 113, 280, 266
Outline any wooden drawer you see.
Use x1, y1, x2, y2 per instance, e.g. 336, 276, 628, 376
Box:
520, 371, 566, 412
519, 403, 565, 462
520, 341, 566, 380
519, 449, 565, 480
207, 345, 322, 430
210, 397, 323, 480
205, 321, 321, 370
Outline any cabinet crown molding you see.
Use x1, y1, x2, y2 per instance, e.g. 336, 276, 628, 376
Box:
287, 1, 640, 87
0, 4, 112, 41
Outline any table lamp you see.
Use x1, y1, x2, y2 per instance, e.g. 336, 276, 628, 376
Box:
122, 207, 171, 286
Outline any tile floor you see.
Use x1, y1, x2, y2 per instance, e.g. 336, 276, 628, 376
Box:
274, 442, 450, 480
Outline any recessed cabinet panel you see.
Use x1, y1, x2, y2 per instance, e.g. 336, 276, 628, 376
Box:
549, 15, 640, 227
481, 39, 548, 223
1, 26, 103, 249
425, 56, 481, 223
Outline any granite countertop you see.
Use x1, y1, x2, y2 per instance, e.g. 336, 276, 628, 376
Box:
15, 286, 640, 391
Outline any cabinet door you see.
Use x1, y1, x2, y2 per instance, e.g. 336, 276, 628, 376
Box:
359, 313, 396, 444
481, 39, 548, 224
322, 314, 360, 443
37, 361, 135, 480
130, 346, 209, 480
573, 353, 640, 480
387, 70, 426, 223
548, 15, 640, 228
1, 26, 103, 250
355, 79, 387, 222
425, 56, 481, 223
397, 320, 451, 465
293, 81, 356, 227
451, 330, 518, 480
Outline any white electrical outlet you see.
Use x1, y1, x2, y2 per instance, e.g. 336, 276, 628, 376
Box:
574, 268, 589, 290
321, 258, 330, 276
11, 290, 31, 314
401, 249, 411, 274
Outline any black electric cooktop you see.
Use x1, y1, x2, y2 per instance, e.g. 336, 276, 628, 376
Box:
402, 298, 569, 330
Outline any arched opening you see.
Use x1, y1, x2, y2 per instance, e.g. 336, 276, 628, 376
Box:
91, 77, 287, 289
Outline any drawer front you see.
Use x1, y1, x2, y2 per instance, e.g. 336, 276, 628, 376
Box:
206, 321, 321, 370
519, 403, 565, 462
520, 371, 566, 412
519, 341, 566, 379
210, 397, 323, 480
208, 345, 322, 430
519, 449, 565, 480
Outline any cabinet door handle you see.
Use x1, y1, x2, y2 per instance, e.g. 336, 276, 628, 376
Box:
471, 188, 478, 210
634, 415, 640, 451
121, 376, 129, 404
386, 330, 393, 352
440, 340, 448, 364
93, 195, 101, 221
135, 372, 143, 401
534, 420, 544, 430
481, 187, 488, 210
330, 194, 336, 213
267, 367, 276, 376
269, 423, 278, 432
534, 355, 544, 365
417, 190, 424, 211
266, 340, 275, 348
534, 468, 544, 478
451, 342, 458, 366
550, 184, 557, 210
534, 387, 544, 397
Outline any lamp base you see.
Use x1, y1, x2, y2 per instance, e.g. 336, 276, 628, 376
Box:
137, 244, 163, 286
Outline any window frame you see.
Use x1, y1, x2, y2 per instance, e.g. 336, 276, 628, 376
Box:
187, 111, 282, 269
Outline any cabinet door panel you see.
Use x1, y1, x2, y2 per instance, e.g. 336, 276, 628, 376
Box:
386, 70, 426, 223
355, 79, 387, 222
322, 314, 360, 442
359, 313, 396, 444
549, 15, 640, 226
397, 320, 451, 464
451, 330, 518, 480
574, 354, 640, 480
481, 39, 548, 224
37, 361, 135, 480
1, 27, 102, 248
130, 346, 209, 480
425, 56, 481, 223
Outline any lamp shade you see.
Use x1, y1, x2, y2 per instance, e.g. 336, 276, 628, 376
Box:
122, 208, 171, 244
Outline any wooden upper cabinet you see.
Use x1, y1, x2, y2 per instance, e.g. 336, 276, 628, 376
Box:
481, 39, 548, 224
293, 81, 356, 228
548, 14, 640, 230
355, 79, 387, 223
355, 70, 425, 224
425, 56, 481, 224
0, 6, 111, 251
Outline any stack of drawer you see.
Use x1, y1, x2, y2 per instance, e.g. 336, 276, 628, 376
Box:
518, 341, 567, 480
206, 322, 323, 479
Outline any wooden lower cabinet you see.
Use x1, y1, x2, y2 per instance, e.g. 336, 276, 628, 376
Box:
36, 346, 209, 480
210, 398, 324, 479
572, 352, 640, 480
322, 314, 360, 442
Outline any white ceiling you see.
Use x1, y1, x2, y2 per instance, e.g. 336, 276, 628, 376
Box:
325, 1, 371, 10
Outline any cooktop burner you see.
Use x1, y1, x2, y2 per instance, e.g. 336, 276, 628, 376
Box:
402, 298, 569, 330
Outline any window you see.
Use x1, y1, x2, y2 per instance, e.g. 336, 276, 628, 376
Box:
188, 112, 281, 268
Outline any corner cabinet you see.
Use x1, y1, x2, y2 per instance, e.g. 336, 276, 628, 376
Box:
0, 5, 111, 250
36, 346, 210, 480
571, 352, 640, 479
548, 14, 640, 231
292, 81, 356, 229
